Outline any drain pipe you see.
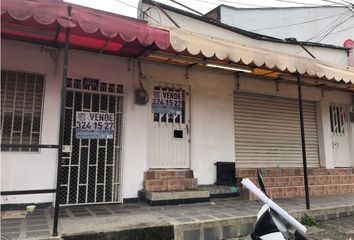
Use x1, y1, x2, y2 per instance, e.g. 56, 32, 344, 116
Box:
297, 73, 310, 210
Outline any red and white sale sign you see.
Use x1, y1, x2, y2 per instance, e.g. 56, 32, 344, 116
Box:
344, 39, 354, 49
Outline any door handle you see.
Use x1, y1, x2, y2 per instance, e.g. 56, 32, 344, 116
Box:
186, 124, 189, 135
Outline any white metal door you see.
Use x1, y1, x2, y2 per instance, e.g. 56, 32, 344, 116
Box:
149, 84, 190, 168
330, 104, 352, 167
234, 92, 320, 168
60, 77, 123, 205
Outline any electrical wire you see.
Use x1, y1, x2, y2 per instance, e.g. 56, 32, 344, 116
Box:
251, 10, 348, 31
269, 0, 331, 6
113, 0, 160, 23
329, 25, 354, 35
340, 0, 354, 5
169, 0, 203, 15
186, 0, 270, 8
311, 11, 352, 42
188, 0, 337, 8
316, 13, 353, 42
294, 11, 353, 55
323, 25, 354, 42
320, 0, 348, 6
305, 9, 351, 41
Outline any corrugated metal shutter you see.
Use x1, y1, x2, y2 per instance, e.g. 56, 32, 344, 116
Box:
234, 92, 320, 168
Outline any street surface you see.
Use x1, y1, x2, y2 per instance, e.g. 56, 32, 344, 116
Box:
305, 215, 354, 240
229, 215, 354, 240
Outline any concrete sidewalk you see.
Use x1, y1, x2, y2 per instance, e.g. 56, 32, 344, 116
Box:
1, 194, 354, 240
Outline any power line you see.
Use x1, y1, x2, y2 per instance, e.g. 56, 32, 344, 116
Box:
320, 0, 348, 6
305, 9, 351, 41
339, 0, 354, 5
113, 0, 160, 23
189, 0, 336, 8
169, 0, 203, 15
316, 13, 353, 42
251, 10, 348, 31
309, 11, 352, 41
322, 25, 354, 42
294, 11, 353, 55
269, 0, 332, 6
187, 0, 271, 8
330, 25, 354, 34
294, 10, 352, 55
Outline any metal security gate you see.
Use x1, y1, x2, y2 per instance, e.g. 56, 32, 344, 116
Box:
330, 104, 352, 167
234, 92, 320, 168
59, 78, 123, 205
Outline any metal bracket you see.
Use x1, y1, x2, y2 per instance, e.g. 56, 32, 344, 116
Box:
275, 79, 280, 92
235, 73, 240, 90
98, 38, 112, 55
185, 63, 197, 79
127, 58, 133, 72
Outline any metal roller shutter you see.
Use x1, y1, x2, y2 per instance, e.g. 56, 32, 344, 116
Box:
234, 92, 320, 168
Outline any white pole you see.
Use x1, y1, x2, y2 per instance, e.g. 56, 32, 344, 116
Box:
241, 178, 307, 234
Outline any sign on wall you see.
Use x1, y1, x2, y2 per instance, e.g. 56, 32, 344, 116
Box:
152, 88, 183, 114
76, 112, 115, 139
344, 39, 354, 67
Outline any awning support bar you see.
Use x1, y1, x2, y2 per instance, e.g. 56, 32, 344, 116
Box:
52, 5, 71, 237
297, 74, 310, 210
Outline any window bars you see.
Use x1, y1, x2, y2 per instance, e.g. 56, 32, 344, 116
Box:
1, 70, 44, 152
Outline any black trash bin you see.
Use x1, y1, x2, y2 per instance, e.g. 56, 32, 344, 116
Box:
215, 162, 236, 186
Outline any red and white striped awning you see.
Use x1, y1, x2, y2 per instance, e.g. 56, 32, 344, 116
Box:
1, 0, 170, 56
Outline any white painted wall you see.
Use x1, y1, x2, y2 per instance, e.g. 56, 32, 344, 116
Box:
140, 3, 349, 67
1, 39, 353, 204
1, 40, 62, 204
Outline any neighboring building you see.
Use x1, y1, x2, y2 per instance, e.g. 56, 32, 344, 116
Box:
205, 5, 354, 66
1, 0, 354, 211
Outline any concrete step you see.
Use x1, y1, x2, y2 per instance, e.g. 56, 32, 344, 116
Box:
144, 170, 194, 180
141, 190, 210, 206
143, 178, 198, 192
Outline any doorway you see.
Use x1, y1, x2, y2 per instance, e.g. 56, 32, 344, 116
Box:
60, 77, 123, 205
148, 84, 190, 169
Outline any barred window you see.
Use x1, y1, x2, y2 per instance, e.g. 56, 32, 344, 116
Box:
1, 70, 44, 152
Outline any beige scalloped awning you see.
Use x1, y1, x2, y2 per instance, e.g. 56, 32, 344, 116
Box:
169, 28, 354, 84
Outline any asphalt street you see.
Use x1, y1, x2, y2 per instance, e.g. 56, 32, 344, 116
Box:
228, 215, 354, 240
306, 215, 354, 240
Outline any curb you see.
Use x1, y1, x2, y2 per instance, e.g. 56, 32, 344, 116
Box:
173, 204, 354, 240
61, 225, 174, 240
54, 204, 354, 240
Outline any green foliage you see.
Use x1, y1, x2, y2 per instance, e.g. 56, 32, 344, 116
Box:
300, 213, 317, 226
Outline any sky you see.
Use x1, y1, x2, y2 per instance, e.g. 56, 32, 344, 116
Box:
64, 0, 354, 18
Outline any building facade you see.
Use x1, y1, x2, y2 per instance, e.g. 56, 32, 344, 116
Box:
1, 0, 354, 207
